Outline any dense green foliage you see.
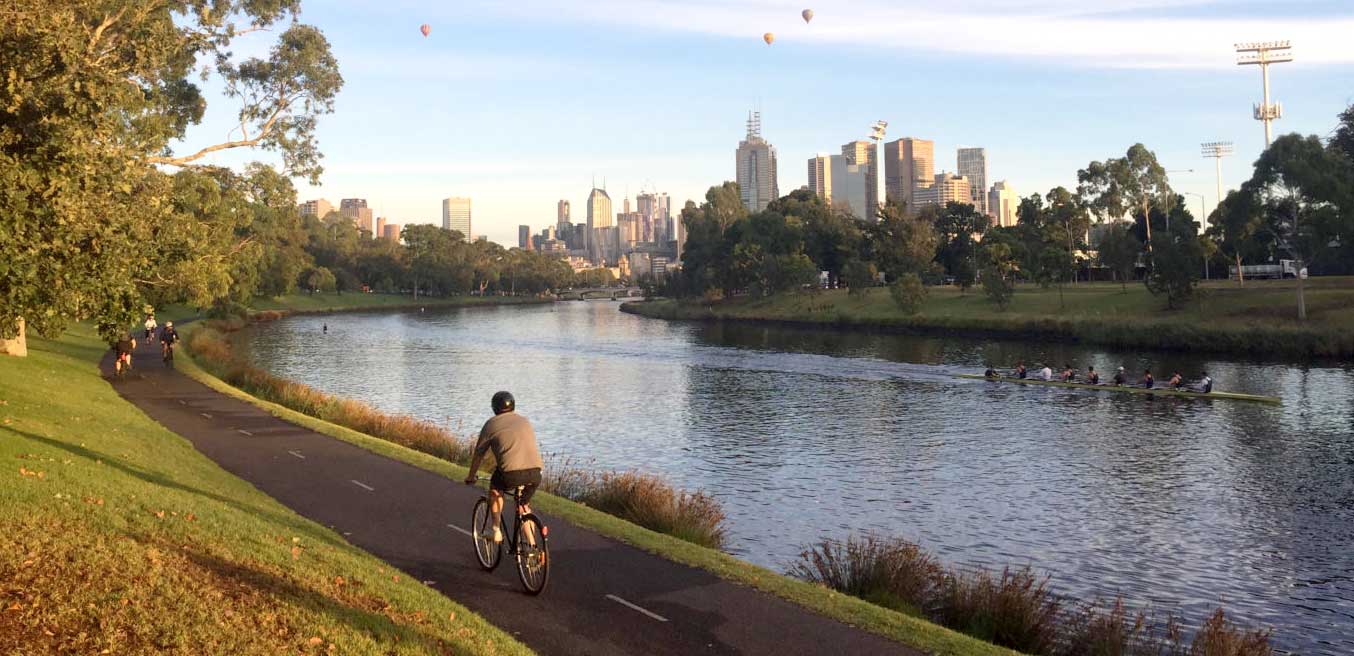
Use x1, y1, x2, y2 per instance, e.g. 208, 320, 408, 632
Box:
1, 1, 341, 342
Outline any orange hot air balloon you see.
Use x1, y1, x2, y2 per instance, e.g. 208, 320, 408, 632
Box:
420, 24, 431, 38
802, 9, 814, 23
763, 32, 775, 45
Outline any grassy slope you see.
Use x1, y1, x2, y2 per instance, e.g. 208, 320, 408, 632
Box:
248, 292, 544, 313
625, 278, 1354, 356
173, 327, 1015, 656
0, 324, 531, 656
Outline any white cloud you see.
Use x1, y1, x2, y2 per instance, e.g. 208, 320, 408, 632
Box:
486, 0, 1354, 68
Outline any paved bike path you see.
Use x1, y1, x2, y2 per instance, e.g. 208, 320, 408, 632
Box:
109, 342, 918, 655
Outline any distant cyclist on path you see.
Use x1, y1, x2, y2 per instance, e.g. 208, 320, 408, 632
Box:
159, 321, 180, 363
464, 391, 544, 544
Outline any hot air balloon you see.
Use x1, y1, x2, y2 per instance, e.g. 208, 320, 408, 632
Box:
802, 9, 814, 23
763, 32, 775, 45
420, 24, 431, 37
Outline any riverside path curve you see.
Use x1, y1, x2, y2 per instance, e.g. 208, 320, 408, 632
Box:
106, 338, 920, 656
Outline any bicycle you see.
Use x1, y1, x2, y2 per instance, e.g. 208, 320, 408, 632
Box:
161, 340, 176, 367
470, 478, 550, 595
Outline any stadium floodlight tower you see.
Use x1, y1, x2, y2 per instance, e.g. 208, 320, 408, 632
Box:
1234, 41, 1293, 147
1201, 141, 1234, 211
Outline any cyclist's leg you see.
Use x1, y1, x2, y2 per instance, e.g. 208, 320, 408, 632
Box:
488, 469, 508, 542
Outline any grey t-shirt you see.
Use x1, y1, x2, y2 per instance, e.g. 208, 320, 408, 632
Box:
471, 412, 543, 473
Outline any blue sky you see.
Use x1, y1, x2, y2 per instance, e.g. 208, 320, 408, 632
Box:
180, 0, 1354, 245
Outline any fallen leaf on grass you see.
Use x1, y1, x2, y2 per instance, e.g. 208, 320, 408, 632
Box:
18, 467, 44, 479
153, 510, 165, 519
307, 637, 323, 646
6, 603, 21, 611
333, 576, 345, 586
291, 546, 301, 560
185, 513, 196, 522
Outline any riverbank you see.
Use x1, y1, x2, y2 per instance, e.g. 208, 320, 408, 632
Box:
176, 320, 1013, 656
0, 324, 530, 655
622, 278, 1354, 358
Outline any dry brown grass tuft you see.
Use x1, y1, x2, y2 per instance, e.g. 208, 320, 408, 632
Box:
791, 535, 1275, 655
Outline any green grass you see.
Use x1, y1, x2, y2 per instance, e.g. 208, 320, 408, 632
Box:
173, 325, 1017, 656
247, 292, 545, 314
624, 277, 1354, 357
0, 324, 532, 655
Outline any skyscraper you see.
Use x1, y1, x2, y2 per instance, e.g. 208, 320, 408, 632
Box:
518, 225, 532, 250
828, 155, 869, 220
339, 198, 367, 213
884, 138, 934, 213
957, 148, 989, 214
914, 173, 971, 211
735, 112, 778, 213
299, 198, 333, 219
807, 155, 833, 204
841, 140, 878, 220
382, 223, 401, 241
988, 181, 1019, 228
376, 216, 387, 238
442, 197, 472, 241
340, 200, 373, 236
586, 187, 612, 264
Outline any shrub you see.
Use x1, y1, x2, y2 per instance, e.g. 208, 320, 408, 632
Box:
790, 535, 940, 615
889, 273, 927, 315
790, 537, 1275, 655
935, 566, 1061, 653
981, 267, 1014, 311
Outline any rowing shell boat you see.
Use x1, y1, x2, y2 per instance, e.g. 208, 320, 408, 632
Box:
955, 374, 1282, 405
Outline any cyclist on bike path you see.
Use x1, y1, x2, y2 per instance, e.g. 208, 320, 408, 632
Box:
159, 321, 180, 361
464, 391, 543, 543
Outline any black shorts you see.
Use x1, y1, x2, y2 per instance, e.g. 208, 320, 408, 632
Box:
490, 468, 542, 505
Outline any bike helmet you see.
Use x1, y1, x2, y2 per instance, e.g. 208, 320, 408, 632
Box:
491, 391, 515, 414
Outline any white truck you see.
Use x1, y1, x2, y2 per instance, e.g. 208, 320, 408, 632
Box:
1229, 260, 1308, 280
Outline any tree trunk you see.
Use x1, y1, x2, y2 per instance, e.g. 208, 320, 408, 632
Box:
1296, 260, 1307, 321
1234, 253, 1244, 287
1142, 200, 1153, 256
1, 318, 27, 357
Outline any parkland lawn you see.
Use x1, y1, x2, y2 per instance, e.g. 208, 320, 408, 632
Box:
0, 323, 530, 655
625, 277, 1354, 358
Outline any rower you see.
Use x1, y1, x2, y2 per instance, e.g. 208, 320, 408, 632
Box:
1060, 364, 1075, 382
1198, 371, 1213, 393
1039, 364, 1053, 381
1015, 361, 1027, 379
1086, 366, 1100, 385
1168, 371, 1183, 389
1112, 367, 1126, 386
1142, 369, 1154, 389
984, 366, 998, 378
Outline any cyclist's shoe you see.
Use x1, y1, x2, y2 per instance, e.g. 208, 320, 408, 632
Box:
491, 526, 503, 543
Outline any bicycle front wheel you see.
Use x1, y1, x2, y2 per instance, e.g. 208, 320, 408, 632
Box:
514, 514, 549, 595
471, 498, 502, 571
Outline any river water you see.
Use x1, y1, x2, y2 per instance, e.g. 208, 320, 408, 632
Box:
240, 301, 1354, 652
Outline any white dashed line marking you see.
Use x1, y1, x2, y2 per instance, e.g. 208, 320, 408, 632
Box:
605, 594, 669, 622
350, 479, 375, 492
199, 412, 212, 419
446, 523, 473, 538
178, 400, 187, 405
237, 429, 253, 436
287, 450, 305, 460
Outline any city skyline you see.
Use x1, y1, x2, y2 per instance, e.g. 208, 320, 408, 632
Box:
171, 2, 1354, 246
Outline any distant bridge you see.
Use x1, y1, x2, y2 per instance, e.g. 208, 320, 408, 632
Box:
555, 287, 643, 301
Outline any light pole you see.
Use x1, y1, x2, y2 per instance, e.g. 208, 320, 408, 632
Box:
1201, 142, 1233, 211
869, 120, 887, 220
1163, 169, 1194, 233
1235, 41, 1293, 148
1185, 191, 1210, 279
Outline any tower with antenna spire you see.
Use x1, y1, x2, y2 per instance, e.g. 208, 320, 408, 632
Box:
736, 111, 779, 213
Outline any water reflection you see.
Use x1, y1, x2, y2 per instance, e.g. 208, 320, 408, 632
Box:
240, 302, 1354, 653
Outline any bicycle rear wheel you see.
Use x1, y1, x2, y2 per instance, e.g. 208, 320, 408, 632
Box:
514, 514, 549, 595
471, 498, 502, 571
